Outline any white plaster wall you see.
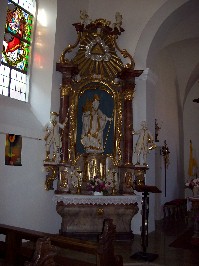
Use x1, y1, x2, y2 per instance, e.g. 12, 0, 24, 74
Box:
134, 0, 189, 69
167, 40, 199, 109
184, 81, 199, 186
0, 0, 61, 234
0, 134, 60, 232
51, 0, 89, 113
88, 0, 167, 60
30, 0, 58, 126
139, 0, 199, 219
0, 97, 61, 233
166, 40, 199, 198
162, 1, 199, 49
153, 49, 180, 201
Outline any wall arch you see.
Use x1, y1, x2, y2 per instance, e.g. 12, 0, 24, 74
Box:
134, 0, 192, 69
133, 0, 199, 205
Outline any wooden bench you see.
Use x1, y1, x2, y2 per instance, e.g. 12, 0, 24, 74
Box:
0, 219, 123, 266
163, 199, 187, 221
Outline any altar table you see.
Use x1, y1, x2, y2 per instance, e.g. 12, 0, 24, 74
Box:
53, 194, 139, 240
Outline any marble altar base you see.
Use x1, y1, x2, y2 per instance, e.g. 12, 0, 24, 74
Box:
54, 195, 139, 240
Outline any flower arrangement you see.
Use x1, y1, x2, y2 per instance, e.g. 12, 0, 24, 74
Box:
86, 176, 111, 195
185, 177, 199, 190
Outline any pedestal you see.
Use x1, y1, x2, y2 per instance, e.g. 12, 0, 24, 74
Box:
131, 185, 161, 262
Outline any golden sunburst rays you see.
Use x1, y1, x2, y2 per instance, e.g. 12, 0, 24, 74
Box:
72, 34, 124, 79
105, 57, 123, 76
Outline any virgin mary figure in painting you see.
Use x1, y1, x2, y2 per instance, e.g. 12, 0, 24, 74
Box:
81, 94, 112, 153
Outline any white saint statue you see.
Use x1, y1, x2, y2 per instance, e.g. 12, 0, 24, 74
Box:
44, 112, 67, 162
81, 94, 112, 153
133, 121, 156, 165
113, 12, 123, 30
80, 10, 91, 25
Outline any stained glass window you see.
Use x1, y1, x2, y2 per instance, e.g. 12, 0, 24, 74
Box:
0, 0, 36, 102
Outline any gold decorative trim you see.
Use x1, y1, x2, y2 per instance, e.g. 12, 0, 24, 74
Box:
114, 36, 135, 69
68, 95, 77, 163
44, 165, 58, 191
72, 22, 124, 79
97, 208, 104, 216
123, 89, 135, 101
61, 85, 72, 96
68, 80, 123, 167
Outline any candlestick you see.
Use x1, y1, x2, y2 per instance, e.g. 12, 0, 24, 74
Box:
112, 170, 117, 195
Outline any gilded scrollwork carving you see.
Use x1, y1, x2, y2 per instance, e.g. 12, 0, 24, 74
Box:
44, 165, 58, 191
60, 85, 72, 97
68, 99, 77, 163
123, 89, 135, 101
59, 170, 69, 189
97, 208, 104, 216
114, 39, 135, 69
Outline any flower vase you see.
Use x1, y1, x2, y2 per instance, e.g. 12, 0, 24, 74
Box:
93, 191, 103, 196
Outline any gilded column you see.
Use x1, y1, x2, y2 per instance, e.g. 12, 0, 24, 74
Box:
119, 69, 143, 166
56, 63, 78, 163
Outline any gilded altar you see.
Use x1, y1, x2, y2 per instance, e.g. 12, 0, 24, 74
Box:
43, 12, 147, 194
42, 12, 155, 238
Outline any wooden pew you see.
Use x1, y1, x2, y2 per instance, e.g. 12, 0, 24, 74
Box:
0, 219, 123, 266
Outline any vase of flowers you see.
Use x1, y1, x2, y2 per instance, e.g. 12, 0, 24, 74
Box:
93, 191, 103, 196
86, 176, 111, 195
185, 177, 199, 196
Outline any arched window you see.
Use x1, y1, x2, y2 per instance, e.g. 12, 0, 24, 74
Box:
0, 0, 36, 102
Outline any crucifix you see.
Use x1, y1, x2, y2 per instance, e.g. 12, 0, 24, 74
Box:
161, 140, 170, 197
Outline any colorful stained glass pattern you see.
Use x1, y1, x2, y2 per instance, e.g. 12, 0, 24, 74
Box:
0, 64, 10, 97
0, 0, 35, 102
2, 1, 33, 72
10, 69, 27, 101
12, 0, 36, 16
6, 2, 33, 41
2, 38, 31, 72
0, 64, 28, 101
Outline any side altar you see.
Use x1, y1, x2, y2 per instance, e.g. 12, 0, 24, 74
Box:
43, 12, 156, 239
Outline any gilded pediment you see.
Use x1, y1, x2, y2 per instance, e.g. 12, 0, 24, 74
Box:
59, 12, 134, 80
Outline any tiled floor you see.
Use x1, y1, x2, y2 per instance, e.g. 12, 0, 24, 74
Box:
115, 219, 199, 266
57, 217, 199, 266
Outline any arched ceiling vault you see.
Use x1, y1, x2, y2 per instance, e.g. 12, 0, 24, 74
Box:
134, 0, 199, 109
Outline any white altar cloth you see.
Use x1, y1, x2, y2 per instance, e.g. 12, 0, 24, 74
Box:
53, 194, 140, 206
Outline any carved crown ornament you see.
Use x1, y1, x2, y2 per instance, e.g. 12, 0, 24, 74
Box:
59, 11, 135, 81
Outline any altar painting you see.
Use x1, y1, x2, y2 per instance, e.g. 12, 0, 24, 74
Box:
76, 85, 114, 155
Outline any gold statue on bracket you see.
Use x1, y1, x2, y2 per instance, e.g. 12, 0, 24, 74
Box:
44, 11, 145, 194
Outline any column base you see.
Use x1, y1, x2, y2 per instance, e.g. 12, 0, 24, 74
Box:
130, 251, 158, 262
